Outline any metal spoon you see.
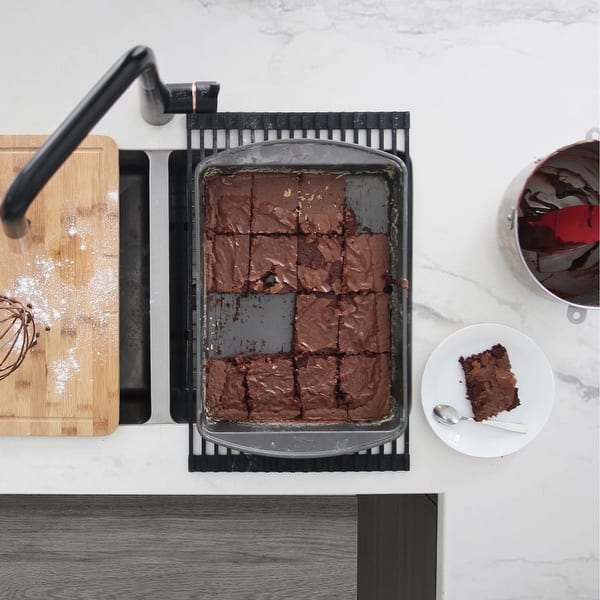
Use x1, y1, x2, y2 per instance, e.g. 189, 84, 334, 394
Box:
433, 404, 527, 433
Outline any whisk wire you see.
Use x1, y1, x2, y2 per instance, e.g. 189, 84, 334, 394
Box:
0, 296, 37, 380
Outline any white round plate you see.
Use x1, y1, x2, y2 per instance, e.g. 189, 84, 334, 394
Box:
421, 323, 554, 457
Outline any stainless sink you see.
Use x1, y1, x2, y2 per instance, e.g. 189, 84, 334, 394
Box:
119, 151, 151, 424
119, 149, 205, 425
119, 150, 190, 425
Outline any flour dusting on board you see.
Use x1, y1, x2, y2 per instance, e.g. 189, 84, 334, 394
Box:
105, 189, 119, 204
3, 212, 119, 399
65, 214, 92, 250
67, 215, 77, 237
6, 255, 63, 329
51, 347, 80, 395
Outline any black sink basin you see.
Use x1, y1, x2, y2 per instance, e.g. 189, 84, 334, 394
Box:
119, 151, 151, 424
169, 150, 192, 423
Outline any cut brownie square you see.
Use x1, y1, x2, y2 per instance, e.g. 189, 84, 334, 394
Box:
204, 173, 252, 233
296, 355, 347, 421
459, 344, 520, 421
205, 358, 248, 421
297, 234, 343, 293
340, 354, 391, 422
338, 293, 390, 354
205, 234, 249, 293
246, 355, 300, 421
249, 235, 297, 293
252, 172, 298, 233
298, 173, 345, 234
294, 294, 339, 353
344, 234, 390, 292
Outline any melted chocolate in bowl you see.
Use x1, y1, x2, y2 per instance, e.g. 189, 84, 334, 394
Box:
517, 140, 599, 307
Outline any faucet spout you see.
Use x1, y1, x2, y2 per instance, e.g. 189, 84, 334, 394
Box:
0, 45, 219, 239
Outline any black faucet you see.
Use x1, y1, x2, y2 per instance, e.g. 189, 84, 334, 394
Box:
0, 45, 219, 239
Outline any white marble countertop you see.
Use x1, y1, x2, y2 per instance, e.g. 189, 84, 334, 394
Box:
0, 1, 598, 598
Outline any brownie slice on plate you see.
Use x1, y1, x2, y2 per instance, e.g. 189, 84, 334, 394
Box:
459, 344, 520, 421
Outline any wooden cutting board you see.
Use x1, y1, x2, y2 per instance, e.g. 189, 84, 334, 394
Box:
0, 135, 119, 435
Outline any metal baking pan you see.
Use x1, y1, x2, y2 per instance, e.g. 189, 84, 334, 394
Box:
194, 139, 409, 458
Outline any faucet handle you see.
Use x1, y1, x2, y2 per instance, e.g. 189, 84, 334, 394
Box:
149, 81, 220, 120
192, 82, 220, 114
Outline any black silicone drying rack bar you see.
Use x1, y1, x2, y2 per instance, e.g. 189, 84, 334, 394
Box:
184, 111, 412, 472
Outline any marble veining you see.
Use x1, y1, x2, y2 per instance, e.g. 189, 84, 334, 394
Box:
412, 301, 465, 325
196, 0, 599, 32
555, 372, 600, 403
480, 554, 599, 600
417, 261, 528, 316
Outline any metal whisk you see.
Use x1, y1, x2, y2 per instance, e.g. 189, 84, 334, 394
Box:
0, 295, 38, 380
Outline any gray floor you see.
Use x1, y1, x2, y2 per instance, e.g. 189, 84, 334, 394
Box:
0, 496, 357, 600
0, 494, 437, 600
